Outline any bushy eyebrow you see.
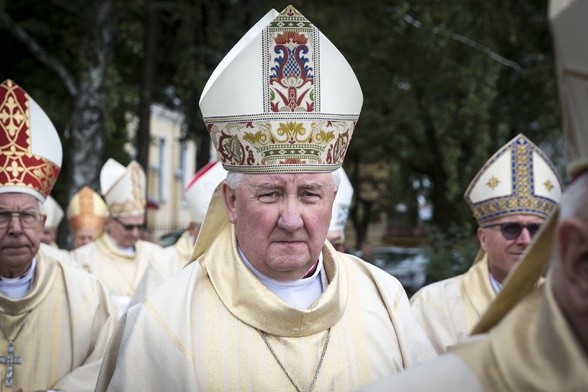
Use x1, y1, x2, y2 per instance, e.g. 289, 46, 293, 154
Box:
251, 182, 326, 192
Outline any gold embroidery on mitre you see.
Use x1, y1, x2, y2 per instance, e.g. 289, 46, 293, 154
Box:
107, 164, 145, 217
0, 81, 59, 198
467, 134, 559, 224
486, 176, 500, 190
544, 179, 554, 192
209, 115, 355, 172
68, 188, 106, 230
69, 215, 106, 231
266, 6, 317, 113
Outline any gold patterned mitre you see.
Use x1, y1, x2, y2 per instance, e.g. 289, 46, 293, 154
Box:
100, 159, 146, 218
199, 5, 363, 173
41, 195, 64, 229
184, 161, 227, 224
0, 79, 62, 202
329, 167, 354, 232
550, 0, 588, 180
464, 134, 562, 225
66, 186, 108, 231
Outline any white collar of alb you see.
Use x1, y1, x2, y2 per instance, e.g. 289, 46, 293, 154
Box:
0, 258, 37, 298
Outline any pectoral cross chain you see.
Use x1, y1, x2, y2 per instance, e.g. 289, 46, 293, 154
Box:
0, 341, 22, 387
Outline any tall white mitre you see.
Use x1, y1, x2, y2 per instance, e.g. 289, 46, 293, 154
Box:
100, 158, 146, 218
464, 133, 562, 225
199, 5, 363, 174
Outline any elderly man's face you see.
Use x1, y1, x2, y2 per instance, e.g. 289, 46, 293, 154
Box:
224, 173, 336, 281
0, 193, 44, 277
72, 227, 100, 249
106, 215, 144, 248
478, 213, 545, 283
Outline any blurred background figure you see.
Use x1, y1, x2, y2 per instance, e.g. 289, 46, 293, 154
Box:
129, 160, 226, 306
40, 194, 64, 247
0, 79, 119, 391
410, 133, 562, 354
326, 167, 354, 252
71, 158, 161, 313
95, 6, 435, 390
66, 185, 108, 249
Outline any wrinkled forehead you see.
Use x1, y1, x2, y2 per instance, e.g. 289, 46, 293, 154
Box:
244, 172, 336, 189
0, 192, 40, 209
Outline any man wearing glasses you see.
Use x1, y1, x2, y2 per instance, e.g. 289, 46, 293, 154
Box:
71, 159, 162, 313
0, 79, 119, 390
410, 133, 562, 354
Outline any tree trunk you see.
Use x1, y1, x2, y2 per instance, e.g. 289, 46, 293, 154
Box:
67, 1, 113, 198
137, 0, 157, 175
68, 74, 108, 194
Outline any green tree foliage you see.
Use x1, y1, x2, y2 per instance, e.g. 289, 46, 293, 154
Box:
0, 1, 562, 268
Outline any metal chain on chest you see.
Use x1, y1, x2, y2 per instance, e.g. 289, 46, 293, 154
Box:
258, 328, 331, 392
0, 311, 32, 387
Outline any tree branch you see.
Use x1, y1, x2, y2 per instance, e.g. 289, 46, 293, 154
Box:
1, 10, 77, 96
401, 13, 525, 74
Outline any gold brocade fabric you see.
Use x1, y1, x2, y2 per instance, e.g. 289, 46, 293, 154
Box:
410, 254, 496, 354
355, 280, 587, 392
96, 222, 436, 391
455, 280, 588, 391
460, 255, 497, 327
0, 253, 119, 391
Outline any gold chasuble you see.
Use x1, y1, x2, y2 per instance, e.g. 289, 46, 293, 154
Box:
356, 281, 588, 391
0, 252, 120, 391
410, 254, 496, 354
96, 222, 436, 391
71, 232, 162, 311
128, 231, 193, 307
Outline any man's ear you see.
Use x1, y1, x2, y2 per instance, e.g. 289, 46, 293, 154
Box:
477, 227, 489, 252
557, 218, 588, 311
222, 183, 237, 223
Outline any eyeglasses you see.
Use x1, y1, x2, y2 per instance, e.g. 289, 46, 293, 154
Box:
483, 222, 541, 240
0, 210, 42, 228
113, 217, 145, 232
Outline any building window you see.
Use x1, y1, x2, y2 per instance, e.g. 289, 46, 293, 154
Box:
157, 137, 167, 202
175, 142, 188, 184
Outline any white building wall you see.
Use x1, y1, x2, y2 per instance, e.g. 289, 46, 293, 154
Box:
146, 104, 197, 242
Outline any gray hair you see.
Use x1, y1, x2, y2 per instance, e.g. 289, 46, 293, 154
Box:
225, 170, 341, 191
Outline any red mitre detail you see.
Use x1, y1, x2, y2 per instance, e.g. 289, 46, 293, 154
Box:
184, 161, 218, 192
0, 80, 60, 198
